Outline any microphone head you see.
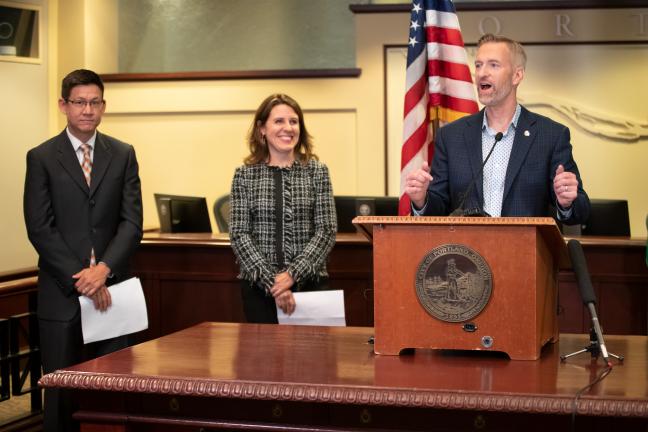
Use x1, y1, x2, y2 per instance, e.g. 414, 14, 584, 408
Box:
495, 132, 504, 142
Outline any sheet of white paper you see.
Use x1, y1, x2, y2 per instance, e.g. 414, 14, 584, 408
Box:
79, 277, 148, 344
277, 290, 346, 326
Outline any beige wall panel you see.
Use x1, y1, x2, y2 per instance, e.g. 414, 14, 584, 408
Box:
304, 111, 359, 196
519, 44, 647, 237
102, 78, 375, 195
101, 109, 357, 231
84, 0, 117, 73
101, 112, 248, 231
0, 0, 48, 272
355, 12, 411, 196
57, 0, 84, 81
386, 48, 407, 197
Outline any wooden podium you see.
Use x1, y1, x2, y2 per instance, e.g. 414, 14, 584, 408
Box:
354, 216, 568, 360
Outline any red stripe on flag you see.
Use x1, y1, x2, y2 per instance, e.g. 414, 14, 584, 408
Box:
399, 195, 412, 216
428, 59, 472, 82
401, 123, 428, 169
425, 26, 466, 47
401, 1, 478, 217
403, 74, 427, 116
429, 93, 479, 113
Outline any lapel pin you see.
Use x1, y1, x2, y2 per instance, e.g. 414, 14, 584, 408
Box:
524, 130, 530, 137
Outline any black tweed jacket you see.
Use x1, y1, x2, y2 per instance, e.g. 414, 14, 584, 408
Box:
229, 159, 337, 292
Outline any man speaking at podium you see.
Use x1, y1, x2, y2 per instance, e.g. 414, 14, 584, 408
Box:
405, 34, 590, 224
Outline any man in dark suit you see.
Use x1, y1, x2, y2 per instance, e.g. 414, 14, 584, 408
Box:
23, 69, 142, 431
406, 34, 590, 224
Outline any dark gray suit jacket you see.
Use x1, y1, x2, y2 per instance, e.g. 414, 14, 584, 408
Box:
24, 130, 143, 321
422, 106, 590, 225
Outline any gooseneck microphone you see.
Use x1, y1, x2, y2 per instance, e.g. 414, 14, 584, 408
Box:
567, 239, 611, 366
450, 132, 503, 217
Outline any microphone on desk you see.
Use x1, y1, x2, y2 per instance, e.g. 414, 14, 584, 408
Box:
450, 132, 503, 217
567, 239, 611, 367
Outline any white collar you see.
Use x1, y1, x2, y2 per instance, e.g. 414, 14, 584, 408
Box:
66, 127, 97, 152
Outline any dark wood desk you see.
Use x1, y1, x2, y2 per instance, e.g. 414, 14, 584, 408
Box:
40, 323, 648, 431
132, 233, 648, 342
559, 236, 648, 335
132, 233, 374, 342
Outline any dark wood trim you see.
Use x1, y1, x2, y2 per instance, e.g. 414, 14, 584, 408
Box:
101, 69, 362, 83
350, 1, 648, 13
393, 41, 647, 51
75, 411, 385, 431
505, 40, 648, 46
349, 4, 413, 14
0, 277, 38, 297
564, 236, 647, 247
0, 267, 37, 283
139, 232, 369, 246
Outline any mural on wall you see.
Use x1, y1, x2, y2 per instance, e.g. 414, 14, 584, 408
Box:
118, 0, 357, 73
520, 95, 648, 143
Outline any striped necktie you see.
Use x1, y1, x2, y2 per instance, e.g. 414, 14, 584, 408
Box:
80, 143, 96, 265
80, 143, 92, 186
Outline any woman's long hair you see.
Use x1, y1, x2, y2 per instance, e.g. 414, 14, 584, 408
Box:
244, 94, 317, 165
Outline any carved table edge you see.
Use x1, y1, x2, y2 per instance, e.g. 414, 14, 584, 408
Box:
40, 372, 648, 418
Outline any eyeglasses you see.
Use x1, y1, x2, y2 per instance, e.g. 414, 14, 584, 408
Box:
66, 99, 104, 109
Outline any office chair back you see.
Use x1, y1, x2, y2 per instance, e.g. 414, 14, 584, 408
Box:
581, 199, 630, 236
334, 196, 399, 232
213, 194, 230, 233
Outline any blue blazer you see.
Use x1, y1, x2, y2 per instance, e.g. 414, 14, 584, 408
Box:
422, 106, 590, 225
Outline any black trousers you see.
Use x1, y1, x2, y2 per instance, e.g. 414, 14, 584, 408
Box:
241, 278, 329, 324
39, 312, 129, 432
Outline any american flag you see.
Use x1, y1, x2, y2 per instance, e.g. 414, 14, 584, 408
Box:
399, 0, 478, 215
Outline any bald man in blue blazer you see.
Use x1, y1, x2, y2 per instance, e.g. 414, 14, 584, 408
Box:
406, 34, 590, 224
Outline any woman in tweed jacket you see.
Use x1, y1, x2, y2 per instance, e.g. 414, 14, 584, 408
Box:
230, 94, 337, 323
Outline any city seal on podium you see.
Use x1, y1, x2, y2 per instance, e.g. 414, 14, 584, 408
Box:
415, 244, 493, 323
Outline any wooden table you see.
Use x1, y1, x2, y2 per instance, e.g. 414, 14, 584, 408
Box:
40, 322, 648, 431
